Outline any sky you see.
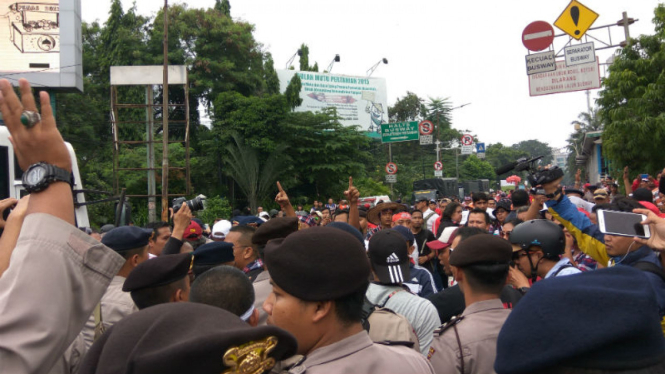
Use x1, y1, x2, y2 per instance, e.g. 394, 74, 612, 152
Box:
82, 0, 662, 150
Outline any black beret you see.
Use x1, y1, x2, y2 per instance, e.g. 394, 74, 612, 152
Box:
122, 253, 193, 292
79, 302, 297, 374
495, 266, 665, 373
237, 216, 264, 227
193, 242, 234, 265
102, 226, 152, 253
264, 227, 370, 301
449, 234, 511, 267
252, 217, 299, 246
326, 222, 364, 245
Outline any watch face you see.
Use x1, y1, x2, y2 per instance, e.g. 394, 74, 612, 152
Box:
27, 165, 46, 186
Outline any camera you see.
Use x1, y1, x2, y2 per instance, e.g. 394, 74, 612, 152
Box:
498, 156, 564, 195
172, 195, 206, 213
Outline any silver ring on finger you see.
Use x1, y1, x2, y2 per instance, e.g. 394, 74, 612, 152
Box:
20, 110, 41, 129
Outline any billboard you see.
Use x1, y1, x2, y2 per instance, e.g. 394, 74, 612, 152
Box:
0, 0, 83, 91
528, 58, 600, 96
277, 69, 388, 133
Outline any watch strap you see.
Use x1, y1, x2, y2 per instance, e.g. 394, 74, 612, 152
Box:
23, 162, 73, 193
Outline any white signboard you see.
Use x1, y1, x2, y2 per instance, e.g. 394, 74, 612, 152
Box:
461, 145, 474, 155
525, 51, 556, 75
1, 0, 83, 91
434, 170, 443, 177
385, 174, 397, 184
277, 70, 388, 133
420, 135, 433, 145
528, 59, 600, 96
564, 42, 596, 67
477, 153, 485, 159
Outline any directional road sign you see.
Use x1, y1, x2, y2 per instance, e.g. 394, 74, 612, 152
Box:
522, 21, 555, 51
381, 121, 419, 143
434, 161, 443, 171
554, 0, 599, 40
419, 120, 434, 135
385, 162, 398, 175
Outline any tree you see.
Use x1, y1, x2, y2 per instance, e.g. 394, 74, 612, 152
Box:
485, 143, 529, 179
284, 74, 303, 111
264, 52, 281, 95
459, 155, 496, 180
597, 4, 665, 175
298, 44, 319, 72
214, 0, 231, 16
511, 140, 553, 165
223, 133, 291, 213
425, 97, 452, 132
388, 92, 427, 122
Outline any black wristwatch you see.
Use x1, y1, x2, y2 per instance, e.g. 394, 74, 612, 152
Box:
22, 162, 72, 193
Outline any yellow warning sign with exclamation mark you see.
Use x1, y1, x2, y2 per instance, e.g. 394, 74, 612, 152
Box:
554, 0, 599, 40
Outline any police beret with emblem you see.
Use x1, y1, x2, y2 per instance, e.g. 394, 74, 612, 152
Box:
264, 227, 370, 301
193, 242, 234, 265
122, 253, 193, 292
449, 233, 512, 267
79, 302, 297, 374
101, 226, 152, 253
252, 217, 299, 246
495, 266, 665, 373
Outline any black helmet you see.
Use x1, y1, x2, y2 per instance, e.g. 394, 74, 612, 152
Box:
510, 219, 565, 258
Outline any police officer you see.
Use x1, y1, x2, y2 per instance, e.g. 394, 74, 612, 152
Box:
122, 252, 193, 309
81, 226, 152, 349
263, 227, 434, 373
79, 303, 298, 374
428, 234, 513, 374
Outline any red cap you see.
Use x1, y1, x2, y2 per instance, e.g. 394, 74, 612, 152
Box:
184, 221, 202, 241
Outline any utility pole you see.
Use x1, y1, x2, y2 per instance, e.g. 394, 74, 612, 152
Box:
146, 86, 156, 222
161, 0, 169, 221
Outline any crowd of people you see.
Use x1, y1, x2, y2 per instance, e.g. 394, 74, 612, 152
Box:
2, 79, 665, 374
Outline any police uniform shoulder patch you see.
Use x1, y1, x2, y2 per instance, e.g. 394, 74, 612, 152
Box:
434, 315, 465, 336
222, 336, 278, 374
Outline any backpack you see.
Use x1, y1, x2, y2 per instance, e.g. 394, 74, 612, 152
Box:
632, 261, 665, 282
361, 290, 420, 352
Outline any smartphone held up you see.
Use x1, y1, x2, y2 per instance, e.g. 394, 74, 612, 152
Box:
597, 210, 651, 239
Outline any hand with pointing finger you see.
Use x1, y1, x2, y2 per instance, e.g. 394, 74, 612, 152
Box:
275, 181, 290, 208
344, 177, 359, 205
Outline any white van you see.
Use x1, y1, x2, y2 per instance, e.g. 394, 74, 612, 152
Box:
1, 126, 90, 227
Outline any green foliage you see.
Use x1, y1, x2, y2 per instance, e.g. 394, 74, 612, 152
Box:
425, 97, 452, 131
284, 74, 303, 111
460, 155, 496, 180
198, 196, 233, 223
597, 4, 665, 174
264, 53, 281, 95
388, 92, 427, 122
223, 132, 291, 212
511, 140, 553, 165
354, 177, 391, 197
485, 143, 529, 179
214, 0, 231, 16
298, 44, 319, 72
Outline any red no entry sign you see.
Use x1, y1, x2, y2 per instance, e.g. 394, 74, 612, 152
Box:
419, 120, 434, 135
434, 161, 443, 171
522, 21, 555, 51
385, 162, 398, 175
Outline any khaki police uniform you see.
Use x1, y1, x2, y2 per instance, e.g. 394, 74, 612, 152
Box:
81, 275, 138, 349
282, 331, 435, 374
0, 213, 124, 373
428, 299, 510, 374
253, 269, 271, 325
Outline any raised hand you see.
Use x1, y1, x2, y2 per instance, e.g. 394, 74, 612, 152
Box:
344, 177, 359, 204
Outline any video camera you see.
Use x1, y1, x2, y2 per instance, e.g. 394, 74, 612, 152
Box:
496, 156, 564, 195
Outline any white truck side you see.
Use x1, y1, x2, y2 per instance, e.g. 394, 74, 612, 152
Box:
1, 126, 90, 227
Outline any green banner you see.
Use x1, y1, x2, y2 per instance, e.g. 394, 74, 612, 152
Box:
381, 121, 419, 143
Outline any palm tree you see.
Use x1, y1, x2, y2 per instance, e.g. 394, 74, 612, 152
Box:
223, 132, 291, 213
566, 109, 604, 181
426, 97, 453, 132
